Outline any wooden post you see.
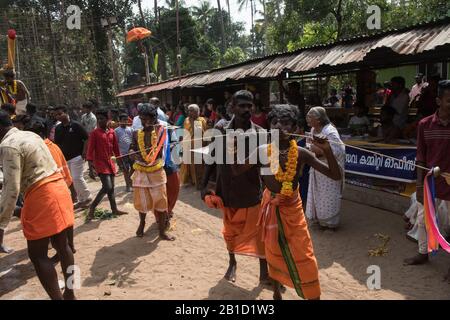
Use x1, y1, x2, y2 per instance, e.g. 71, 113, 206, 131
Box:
278, 76, 284, 103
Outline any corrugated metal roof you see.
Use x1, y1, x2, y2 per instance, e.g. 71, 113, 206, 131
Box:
116, 86, 146, 97
117, 18, 450, 97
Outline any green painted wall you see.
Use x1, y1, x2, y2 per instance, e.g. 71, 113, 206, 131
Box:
375, 65, 417, 88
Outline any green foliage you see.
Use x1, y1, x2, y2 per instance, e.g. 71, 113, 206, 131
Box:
222, 46, 248, 65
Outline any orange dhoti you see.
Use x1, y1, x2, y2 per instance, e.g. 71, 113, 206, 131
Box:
260, 188, 320, 299
21, 173, 75, 241
166, 171, 180, 214
221, 204, 265, 258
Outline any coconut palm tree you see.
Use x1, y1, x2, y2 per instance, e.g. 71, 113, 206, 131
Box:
237, 0, 256, 53
216, 0, 227, 53
192, 0, 214, 33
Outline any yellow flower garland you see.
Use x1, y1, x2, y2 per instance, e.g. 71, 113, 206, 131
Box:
267, 139, 298, 196
133, 160, 163, 173
137, 129, 157, 163
9, 81, 17, 95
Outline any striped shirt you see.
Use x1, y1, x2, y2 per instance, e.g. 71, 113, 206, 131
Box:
417, 112, 450, 200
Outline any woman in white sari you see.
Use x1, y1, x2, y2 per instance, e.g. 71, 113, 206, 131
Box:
306, 107, 345, 230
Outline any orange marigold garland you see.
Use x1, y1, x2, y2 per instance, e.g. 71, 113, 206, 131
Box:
267, 139, 298, 196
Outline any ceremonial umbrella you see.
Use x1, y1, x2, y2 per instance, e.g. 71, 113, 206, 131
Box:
126, 27, 152, 43
126, 27, 152, 83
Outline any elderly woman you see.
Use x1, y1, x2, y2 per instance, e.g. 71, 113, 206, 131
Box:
180, 104, 207, 189
305, 107, 345, 230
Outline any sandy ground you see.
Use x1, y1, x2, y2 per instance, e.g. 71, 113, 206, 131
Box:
1, 174, 450, 300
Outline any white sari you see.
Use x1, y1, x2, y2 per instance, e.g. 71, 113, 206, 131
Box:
306, 124, 345, 228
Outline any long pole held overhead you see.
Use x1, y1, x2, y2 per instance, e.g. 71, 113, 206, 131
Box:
176, 0, 181, 78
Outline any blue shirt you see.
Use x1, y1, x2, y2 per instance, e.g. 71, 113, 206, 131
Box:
114, 126, 133, 156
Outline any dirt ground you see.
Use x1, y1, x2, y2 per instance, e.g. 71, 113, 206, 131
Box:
1, 174, 449, 300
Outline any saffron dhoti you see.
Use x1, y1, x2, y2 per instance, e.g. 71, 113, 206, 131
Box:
21, 173, 74, 241
221, 204, 265, 258
260, 188, 321, 299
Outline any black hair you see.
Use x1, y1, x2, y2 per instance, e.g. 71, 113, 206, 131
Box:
1, 103, 15, 115
232, 90, 254, 105
140, 103, 158, 118
119, 113, 129, 120
429, 73, 442, 83
28, 120, 47, 138
55, 105, 68, 113
0, 110, 13, 127
267, 104, 299, 127
3, 69, 15, 78
82, 101, 94, 110
95, 108, 109, 118
26, 103, 38, 115
206, 98, 216, 105
390, 76, 406, 88
217, 104, 227, 116
149, 97, 160, 105
177, 103, 187, 115
437, 80, 450, 98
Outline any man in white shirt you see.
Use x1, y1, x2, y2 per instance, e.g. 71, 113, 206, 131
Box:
80, 101, 97, 134
409, 73, 428, 105
386, 76, 410, 130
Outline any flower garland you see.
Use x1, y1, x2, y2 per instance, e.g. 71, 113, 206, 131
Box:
267, 139, 298, 196
8, 81, 17, 95
137, 129, 158, 164
133, 160, 163, 173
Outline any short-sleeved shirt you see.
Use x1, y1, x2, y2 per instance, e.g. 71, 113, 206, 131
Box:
54, 120, 89, 161
86, 128, 121, 175
211, 118, 263, 208
115, 126, 133, 156
416, 112, 450, 200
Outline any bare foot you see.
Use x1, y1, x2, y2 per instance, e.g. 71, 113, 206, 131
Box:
63, 290, 76, 300
273, 290, 282, 300
159, 231, 175, 241
403, 253, 428, 266
224, 263, 237, 282
0, 244, 13, 254
136, 222, 145, 238
113, 210, 128, 216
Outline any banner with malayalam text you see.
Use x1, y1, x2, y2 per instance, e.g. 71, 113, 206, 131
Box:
344, 144, 417, 183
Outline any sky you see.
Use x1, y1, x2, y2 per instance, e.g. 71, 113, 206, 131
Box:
138, 0, 257, 33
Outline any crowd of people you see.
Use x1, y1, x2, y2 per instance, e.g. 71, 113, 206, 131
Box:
0, 71, 449, 301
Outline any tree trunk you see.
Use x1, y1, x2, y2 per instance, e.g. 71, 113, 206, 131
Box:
158, 6, 168, 80
250, 0, 254, 54
138, 0, 146, 25
334, 0, 344, 40
45, 0, 61, 103
216, 0, 226, 54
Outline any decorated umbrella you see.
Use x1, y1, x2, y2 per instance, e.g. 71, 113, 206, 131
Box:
127, 27, 152, 84
126, 27, 151, 43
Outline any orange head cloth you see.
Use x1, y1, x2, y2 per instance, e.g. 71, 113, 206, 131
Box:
204, 192, 224, 210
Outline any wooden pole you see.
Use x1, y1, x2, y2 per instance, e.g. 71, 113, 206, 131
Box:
176, 0, 181, 78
